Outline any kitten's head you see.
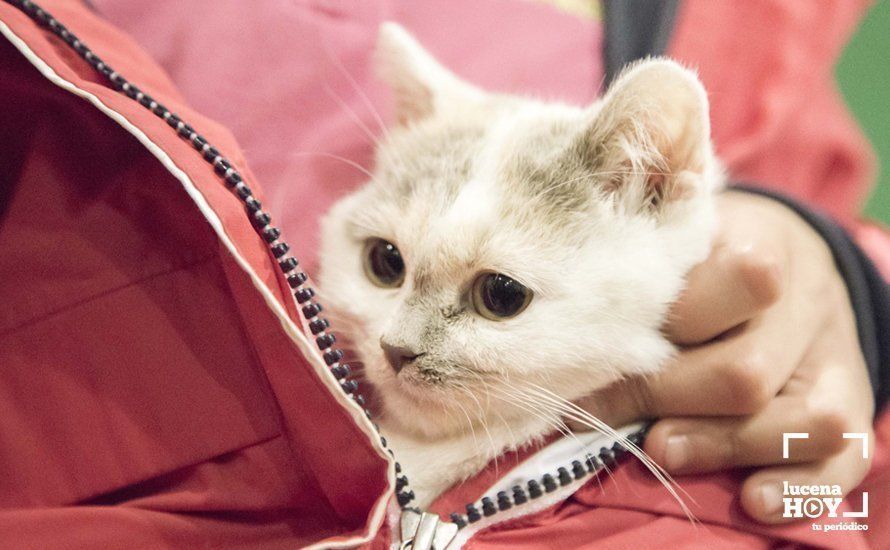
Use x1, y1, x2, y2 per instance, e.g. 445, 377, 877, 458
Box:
319, 24, 719, 438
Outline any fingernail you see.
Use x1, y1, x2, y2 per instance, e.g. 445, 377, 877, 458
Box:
664, 434, 689, 471
760, 482, 784, 516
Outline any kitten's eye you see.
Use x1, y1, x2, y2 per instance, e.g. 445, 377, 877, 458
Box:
471, 272, 532, 321
363, 238, 405, 288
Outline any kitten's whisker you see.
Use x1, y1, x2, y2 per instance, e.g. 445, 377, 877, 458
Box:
487, 384, 582, 451
520, 383, 697, 522
318, 36, 390, 139
292, 151, 378, 182
451, 372, 583, 453
493, 385, 610, 496
320, 81, 419, 193
323, 83, 383, 150
452, 384, 480, 450
321, 58, 422, 181
455, 373, 504, 479
440, 399, 459, 428
520, 388, 647, 490
476, 381, 517, 449
321, 82, 417, 189
493, 388, 610, 489
466, 390, 500, 480
523, 385, 675, 484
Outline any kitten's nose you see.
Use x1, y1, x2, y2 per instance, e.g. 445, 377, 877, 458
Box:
380, 341, 421, 373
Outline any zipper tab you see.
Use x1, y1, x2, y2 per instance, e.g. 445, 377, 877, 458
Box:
399, 509, 458, 550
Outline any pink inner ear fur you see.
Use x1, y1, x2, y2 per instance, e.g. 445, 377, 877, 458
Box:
593, 61, 711, 208
393, 80, 434, 125
658, 108, 708, 176
377, 22, 489, 128
376, 22, 457, 126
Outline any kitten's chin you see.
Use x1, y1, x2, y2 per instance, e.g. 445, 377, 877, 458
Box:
369, 371, 476, 439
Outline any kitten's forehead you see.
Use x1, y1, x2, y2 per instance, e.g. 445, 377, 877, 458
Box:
375, 119, 487, 206
490, 111, 598, 228
376, 100, 598, 226
360, 102, 606, 289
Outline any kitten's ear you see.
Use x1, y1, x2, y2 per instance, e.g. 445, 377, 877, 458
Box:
376, 22, 482, 125
587, 58, 713, 211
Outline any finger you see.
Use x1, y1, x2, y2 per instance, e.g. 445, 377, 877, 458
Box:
665, 241, 784, 345
739, 293, 874, 525
570, 335, 789, 427
569, 377, 646, 429
629, 298, 818, 418
740, 432, 874, 524
643, 395, 851, 474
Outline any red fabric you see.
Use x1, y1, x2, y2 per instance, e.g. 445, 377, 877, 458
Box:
0, 1, 389, 547
1, 0, 889, 548
433, 414, 890, 548
670, 0, 877, 229
90, 0, 604, 275
90, 0, 881, 272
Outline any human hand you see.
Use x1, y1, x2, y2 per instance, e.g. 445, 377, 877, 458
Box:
574, 190, 875, 523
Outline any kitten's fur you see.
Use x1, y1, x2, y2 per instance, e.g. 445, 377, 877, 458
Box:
319, 24, 721, 507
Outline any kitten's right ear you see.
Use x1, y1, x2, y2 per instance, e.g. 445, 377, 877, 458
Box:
376, 23, 482, 125
585, 59, 714, 214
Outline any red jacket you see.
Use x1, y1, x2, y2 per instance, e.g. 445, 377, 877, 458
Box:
0, 0, 887, 548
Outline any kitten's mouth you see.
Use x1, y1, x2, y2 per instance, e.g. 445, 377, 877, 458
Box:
367, 345, 473, 393
397, 363, 446, 386
392, 353, 425, 374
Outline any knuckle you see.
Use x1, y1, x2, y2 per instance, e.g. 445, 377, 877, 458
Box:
733, 247, 784, 308
813, 406, 852, 438
810, 407, 852, 456
628, 375, 657, 417
723, 356, 772, 413
725, 428, 744, 466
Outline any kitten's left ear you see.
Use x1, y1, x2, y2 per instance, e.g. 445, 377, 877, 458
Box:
376, 22, 483, 125
587, 58, 714, 211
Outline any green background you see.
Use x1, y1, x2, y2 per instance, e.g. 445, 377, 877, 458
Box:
837, 0, 890, 224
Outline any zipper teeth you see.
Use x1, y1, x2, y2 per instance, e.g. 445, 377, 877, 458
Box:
9, 2, 652, 529
3, 0, 417, 510
447, 427, 647, 530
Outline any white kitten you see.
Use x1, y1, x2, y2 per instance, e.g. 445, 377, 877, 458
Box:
319, 23, 721, 507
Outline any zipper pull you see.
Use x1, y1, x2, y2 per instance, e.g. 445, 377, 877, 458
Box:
399, 509, 458, 550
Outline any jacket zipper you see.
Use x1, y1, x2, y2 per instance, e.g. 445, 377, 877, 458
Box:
5, 4, 649, 547
2, 0, 419, 512
398, 423, 646, 549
